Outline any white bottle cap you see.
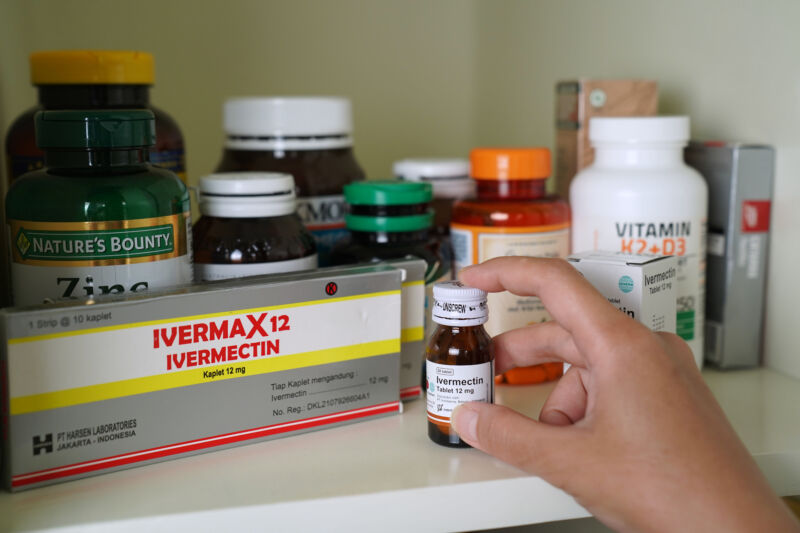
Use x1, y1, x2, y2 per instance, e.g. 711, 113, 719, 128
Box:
432, 281, 488, 327
393, 158, 474, 200
589, 116, 690, 145
223, 97, 354, 151
199, 172, 297, 218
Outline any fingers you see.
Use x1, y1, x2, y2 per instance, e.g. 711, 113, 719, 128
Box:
451, 402, 578, 477
492, 320, 585, 372
459, 257, 632, 356
539, 366, 589, 426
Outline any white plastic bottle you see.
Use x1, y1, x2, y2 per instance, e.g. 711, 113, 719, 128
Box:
570, 117, 707, 367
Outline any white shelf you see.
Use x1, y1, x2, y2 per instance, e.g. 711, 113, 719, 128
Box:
2, 368, 799, 532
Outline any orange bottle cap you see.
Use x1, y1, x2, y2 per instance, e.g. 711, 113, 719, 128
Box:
30, 50, 154, 85
470, 147, 551, 180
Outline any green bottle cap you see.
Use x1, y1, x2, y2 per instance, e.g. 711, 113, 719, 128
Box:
35, 109, 156, 149
344, 180, 432, 206
345, 211, 433, 232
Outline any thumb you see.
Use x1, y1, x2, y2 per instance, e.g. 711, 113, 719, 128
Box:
451, 402, 578, 478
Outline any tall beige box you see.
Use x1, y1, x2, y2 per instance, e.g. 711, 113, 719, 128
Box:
555, 79, 658, 200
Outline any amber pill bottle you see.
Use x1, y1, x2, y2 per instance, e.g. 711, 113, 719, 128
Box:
193, 172, 317, 281
216, 97, 365, 266
450, 148, 570, 385
4, 50, 186, 185
426, 281, 493, 447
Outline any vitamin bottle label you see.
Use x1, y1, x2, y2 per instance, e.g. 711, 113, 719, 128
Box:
195, 254, 318, 281
426, 360, 493, 425
8, 213, 192, 306
572, 215, 706, 361
450, 223, 570, 336
296, 194, 347, 266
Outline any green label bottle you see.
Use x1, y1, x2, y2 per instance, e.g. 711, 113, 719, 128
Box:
5, 109, 192, 306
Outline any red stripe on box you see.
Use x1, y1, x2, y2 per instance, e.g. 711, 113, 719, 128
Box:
12, 401, 400, 487
400, 386, 421, 399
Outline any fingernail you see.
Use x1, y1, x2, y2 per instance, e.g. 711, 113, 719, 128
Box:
451, 404, 478, 442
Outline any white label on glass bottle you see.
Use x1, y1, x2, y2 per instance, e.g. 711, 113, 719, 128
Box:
572, 215, 706, 360
194, 254, 318, 281
426, 360, 493, 424
450, 223, 570, 336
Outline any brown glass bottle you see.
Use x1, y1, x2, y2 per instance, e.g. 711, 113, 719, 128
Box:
192, 173, 317, 281
4, 51, 186, 184
216, 97, 364, 266
426, 281, 493, 448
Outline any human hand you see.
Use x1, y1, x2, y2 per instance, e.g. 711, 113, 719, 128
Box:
452, 257, 798, 533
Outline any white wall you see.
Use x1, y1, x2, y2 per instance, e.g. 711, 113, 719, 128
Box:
0, 0, 478, 181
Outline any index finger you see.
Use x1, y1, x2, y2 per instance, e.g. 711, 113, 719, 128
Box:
458, 256, 632, 353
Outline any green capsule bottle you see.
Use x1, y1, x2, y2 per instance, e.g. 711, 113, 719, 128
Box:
6, 109, 192, 306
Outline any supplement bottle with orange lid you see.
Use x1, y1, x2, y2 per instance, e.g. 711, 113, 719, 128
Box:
451, 148, 570, 385
4, 50, 186, 184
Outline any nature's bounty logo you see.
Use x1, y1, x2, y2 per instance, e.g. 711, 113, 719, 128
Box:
16, 230, 31, 256
15, 225, 174, 262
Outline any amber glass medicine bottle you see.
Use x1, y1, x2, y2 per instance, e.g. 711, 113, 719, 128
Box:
426, 281, 493, 447
451, 148, 570, 385
4, 50, 186, 184
216, 97, 365, 266
193, 173, 317, 281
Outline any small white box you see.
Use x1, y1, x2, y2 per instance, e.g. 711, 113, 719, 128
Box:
568, 251, 677, 333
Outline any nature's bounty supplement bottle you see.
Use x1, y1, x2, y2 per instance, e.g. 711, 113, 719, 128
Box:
426, 281, 493, 448
4, 50, 186, 184
193, 172, 317, 281
451, 148, 569, 385
216, 97, 365, 266
6, 109, 192, 306
570, 117, 707, 367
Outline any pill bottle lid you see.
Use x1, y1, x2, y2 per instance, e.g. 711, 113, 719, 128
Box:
470, 148, 551, 180
223, 97, 353, 150
394, 158, 474, 200
432, 281, 488, 326
35, 109, 155, 149
344, 180, 432, 206
198, 172, 297, 218
30, 50, 154, 85
394, 159, 469, 181
344, 180, 433, 233
589, 117, 689, 144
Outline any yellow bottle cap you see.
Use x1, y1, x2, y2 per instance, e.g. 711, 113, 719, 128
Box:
30, 50, 154, 85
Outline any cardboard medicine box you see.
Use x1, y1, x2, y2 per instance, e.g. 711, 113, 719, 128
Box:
568, 251, 677, 333
685, 142, 774, 368
1, 264, 407, 491
555, 79, 658, 201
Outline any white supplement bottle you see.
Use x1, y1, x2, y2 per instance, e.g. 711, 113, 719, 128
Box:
570, 117, 707, 367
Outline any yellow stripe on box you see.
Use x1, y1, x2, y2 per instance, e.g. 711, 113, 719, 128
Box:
9, 289, 401, 345
402, 280, 424, 288
401, 326, 424, 343
10, 338, 400, 415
